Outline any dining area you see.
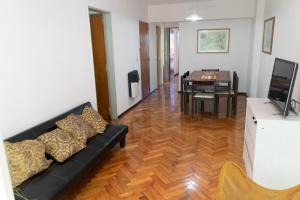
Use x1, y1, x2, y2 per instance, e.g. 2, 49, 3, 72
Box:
180, 69, 239, 117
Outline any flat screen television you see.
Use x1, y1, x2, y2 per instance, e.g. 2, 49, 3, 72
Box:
268, 58, 298, 116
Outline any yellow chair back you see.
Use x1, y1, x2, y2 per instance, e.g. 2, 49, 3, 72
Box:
217, 162, 300, 200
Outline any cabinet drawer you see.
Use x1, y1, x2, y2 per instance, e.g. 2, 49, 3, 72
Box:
243, 142, 253, 178
244, 138, 255, 168
245, 122, 255, 158
245, 105, 257, 145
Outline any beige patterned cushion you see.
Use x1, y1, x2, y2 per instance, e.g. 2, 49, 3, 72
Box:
4, 140, 52, 187
56, 113, 95, 142
81, 106, 108, 134
38, 129, 86, 162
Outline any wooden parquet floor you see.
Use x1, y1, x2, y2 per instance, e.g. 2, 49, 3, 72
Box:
67, 79, 246, 200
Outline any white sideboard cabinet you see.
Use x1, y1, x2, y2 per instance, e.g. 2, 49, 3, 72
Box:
244, 98, 300, 190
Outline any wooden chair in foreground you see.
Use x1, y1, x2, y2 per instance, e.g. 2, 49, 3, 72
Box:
217, 162, 300, 200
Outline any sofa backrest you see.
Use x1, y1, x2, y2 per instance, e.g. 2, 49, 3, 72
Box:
6, 102, 92, 143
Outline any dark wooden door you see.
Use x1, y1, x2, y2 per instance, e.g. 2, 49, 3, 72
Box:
90, 14, 110, 120
139, 21, 150, 99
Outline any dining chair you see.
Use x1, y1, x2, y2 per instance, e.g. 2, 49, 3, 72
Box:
231, 72, 239, 115
183, 72, 193, 113
191, 80, 217, 117
215, 71, 239, 116
202, 69, 220, 72
180, 73, 186, 112
181, 71, 192, 113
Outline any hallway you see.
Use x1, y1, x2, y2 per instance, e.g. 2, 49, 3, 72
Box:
70, 80, 246, 200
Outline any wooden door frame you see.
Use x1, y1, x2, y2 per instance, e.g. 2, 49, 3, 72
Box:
139, 21, 151, 99
156, 26, 162, 88
163, 28, 170, 82
88, 8, 118, 119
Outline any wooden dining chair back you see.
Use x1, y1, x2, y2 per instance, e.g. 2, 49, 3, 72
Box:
191, 80, 217, 116
215, 71, 239, 116
180, 73, 187, 112
232, 71, 239, 115
232, 71, 239, 94
183, 71, 193, 113
181, 71, 192, 113
180, 73, 186, 92
202, 69, 220, 72
191, 80, 215, 93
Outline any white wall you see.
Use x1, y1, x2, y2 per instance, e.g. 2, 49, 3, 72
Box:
179, 19, 252, 92
248, 0, 266, 97
256, 0, 300, 101
149, 23, 158, 92
157, 26, 164, 86
0, 0, 97, 139
148, 0, 255, 23
0, 0, 147, 139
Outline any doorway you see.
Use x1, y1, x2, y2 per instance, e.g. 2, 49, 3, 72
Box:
160, 27, 179, 84
139, 21, 151, 99
89, 11, 110, 120
169, 28, 179, 80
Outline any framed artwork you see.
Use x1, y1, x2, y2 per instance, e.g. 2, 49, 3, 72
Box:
262, 17, 275, 54
197, 28, 230, 53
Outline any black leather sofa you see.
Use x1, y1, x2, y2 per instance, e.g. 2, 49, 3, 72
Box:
6, 102, 128, 200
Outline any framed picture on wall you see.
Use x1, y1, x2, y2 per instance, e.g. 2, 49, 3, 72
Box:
197, 28, 230, 53
262, 17, 275, 54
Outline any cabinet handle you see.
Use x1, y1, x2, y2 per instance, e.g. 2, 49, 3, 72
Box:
252, 116, 257, 124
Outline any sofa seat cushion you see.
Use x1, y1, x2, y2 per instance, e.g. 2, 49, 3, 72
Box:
88, 125, 127, 148
18, 171, 68, 200
68, 146, 104, 170
44, 160, 86, 182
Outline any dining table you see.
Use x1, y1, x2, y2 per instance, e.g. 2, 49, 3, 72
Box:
184, 70, 231, 86
183, 70, 232, 116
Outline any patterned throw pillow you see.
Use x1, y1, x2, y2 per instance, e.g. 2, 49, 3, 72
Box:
4, 140, 52, 187
37, 129, 86, 162
81, 106, 108, 134
56, 113, 96, 142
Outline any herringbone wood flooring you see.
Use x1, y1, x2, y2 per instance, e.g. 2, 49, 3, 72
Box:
65, 79, 246, 200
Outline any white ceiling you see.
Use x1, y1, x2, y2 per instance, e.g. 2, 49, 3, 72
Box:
147, 0, 214, 5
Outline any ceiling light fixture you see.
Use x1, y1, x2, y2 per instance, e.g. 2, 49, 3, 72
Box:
185, 14, 203, 22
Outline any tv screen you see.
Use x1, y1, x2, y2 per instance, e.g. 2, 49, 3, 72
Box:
268, 58, 298, 116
